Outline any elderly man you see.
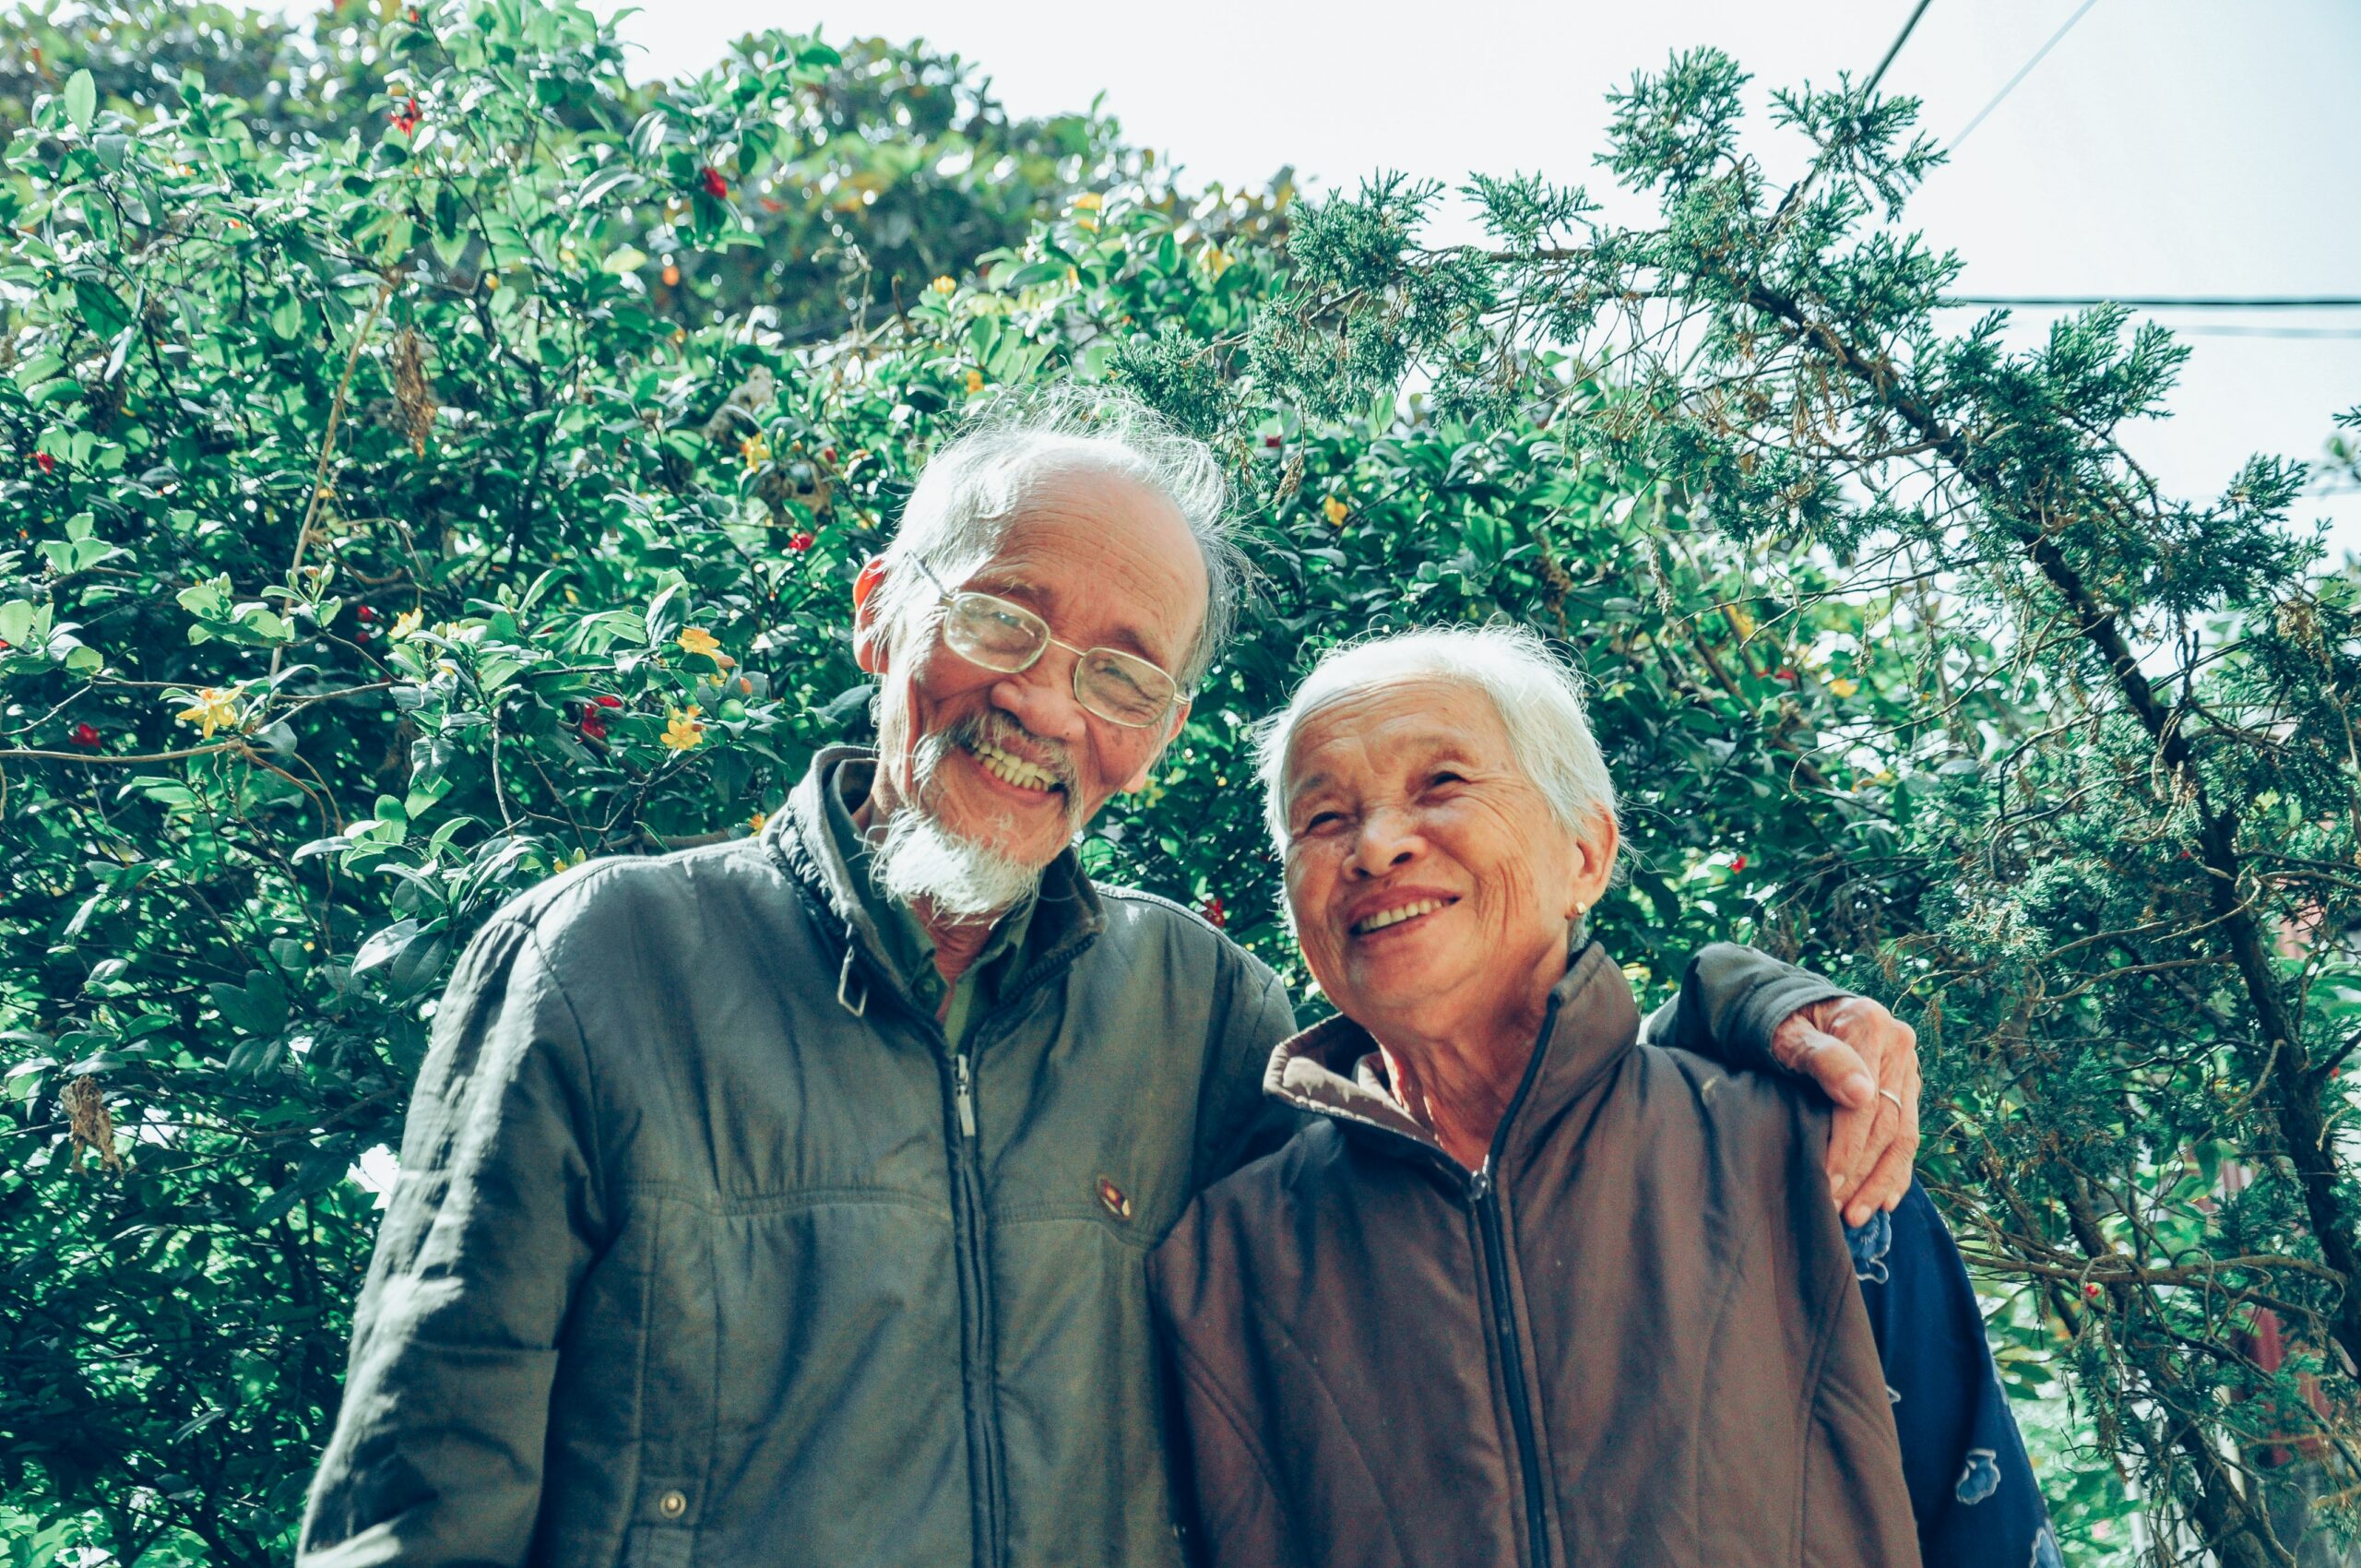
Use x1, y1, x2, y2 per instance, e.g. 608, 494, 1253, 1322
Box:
299, 388, 1922, 1568
1151, 626, 2050, 1568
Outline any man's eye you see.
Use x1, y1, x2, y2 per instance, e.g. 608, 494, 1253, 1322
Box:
1302, 811, 1343, 833
1428, 771, 1465, 789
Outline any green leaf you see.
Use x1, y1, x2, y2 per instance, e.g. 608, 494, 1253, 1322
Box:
601, 245, 647, 276
64, 69, 96, 132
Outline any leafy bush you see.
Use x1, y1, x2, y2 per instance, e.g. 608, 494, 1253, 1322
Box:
3, 6, 2355, 1566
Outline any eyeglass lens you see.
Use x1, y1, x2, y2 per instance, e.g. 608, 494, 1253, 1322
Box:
941, 593, 1173, 726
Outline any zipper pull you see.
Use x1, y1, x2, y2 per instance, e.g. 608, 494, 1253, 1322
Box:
1467, 1163, 1492, 1204
954, 1052, 977, 1139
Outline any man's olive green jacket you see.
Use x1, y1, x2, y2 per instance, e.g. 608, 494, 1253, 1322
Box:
297, 748, 1841, 1568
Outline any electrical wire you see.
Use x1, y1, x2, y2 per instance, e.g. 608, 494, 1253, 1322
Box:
1943, 296, 2361, 310
1950, 0, 2103, 150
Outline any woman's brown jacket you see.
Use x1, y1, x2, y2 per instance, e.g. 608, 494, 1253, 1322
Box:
1146, 942, 1920, 1568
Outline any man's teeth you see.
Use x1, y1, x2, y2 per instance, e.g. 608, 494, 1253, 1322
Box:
1353, 898, 1446, 934
968, 740, 1059, 792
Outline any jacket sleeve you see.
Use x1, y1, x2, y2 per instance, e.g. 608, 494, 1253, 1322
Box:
1190, 954, 1301, 1194
1638, 941, 1851, 1075
299, 916, 609, 1568
1851, 1184, 2058, 1568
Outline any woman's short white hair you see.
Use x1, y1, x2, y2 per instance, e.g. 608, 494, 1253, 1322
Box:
1254, 624, 1620, 858
870, 384, 1243, 687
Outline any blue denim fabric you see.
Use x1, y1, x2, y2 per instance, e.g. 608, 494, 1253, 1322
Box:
1849, 1182, 2054, 1567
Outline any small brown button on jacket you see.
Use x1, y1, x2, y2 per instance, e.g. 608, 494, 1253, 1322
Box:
1148, 942, 1920, 1568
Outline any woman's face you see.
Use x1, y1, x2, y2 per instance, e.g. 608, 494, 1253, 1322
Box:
1279, 676, 1617, 1046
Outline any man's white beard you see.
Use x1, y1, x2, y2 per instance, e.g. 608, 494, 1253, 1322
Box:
869, 717, 1078, 922
871, 807, 1045, 922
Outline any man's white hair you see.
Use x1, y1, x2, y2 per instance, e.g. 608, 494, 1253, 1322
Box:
1254, 624, 1620, 860
869, 384, 1243, 686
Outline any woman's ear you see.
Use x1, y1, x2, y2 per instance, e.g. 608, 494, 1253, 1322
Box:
1567, 810, 1619, 919
852, 557, 891, 676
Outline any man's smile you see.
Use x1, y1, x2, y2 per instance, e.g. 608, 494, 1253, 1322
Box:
966, 735, 1064, 795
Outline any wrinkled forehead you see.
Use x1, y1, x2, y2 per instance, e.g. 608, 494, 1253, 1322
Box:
1281, 673, 1513, 792
966, 466, 1208, 658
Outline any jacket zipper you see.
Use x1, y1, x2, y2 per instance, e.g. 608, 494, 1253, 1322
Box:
1470, 1161, 1551, 1568
826, 920, 1096, 1568
943, 1035, 1003, 1568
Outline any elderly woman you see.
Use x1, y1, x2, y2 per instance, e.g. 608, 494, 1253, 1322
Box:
1149, 627, 2055, 1568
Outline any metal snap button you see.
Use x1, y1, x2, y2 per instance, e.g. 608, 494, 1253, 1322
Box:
657, 1490, 687, 1520
1097, 1177, 1132, 1219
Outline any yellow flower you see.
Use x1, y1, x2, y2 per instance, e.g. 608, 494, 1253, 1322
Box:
390, 608, 423, 640
661, 707, 706, 752
930, 275, 956, 295
740, 433, 772, 469
1200, 243, 1233, 279
1829, 677, 1859, 698
1323, 495, 1348, 528
173, 686, 243, 739
747, 811, 768, 836
965, 368, 985, 394
1727, 606, 1756, 638
1071, 191, 1102, 211
677, 626, 723, 661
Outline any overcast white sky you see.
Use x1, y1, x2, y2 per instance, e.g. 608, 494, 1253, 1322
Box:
587, 0, 2361, 557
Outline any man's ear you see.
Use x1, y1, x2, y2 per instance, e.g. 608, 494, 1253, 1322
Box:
1119, 699, 1192, 794
852, 557, 890, 676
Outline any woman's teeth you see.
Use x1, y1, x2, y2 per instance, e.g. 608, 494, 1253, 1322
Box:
1353, 898, 1446, 934
969, 740, 1060, 792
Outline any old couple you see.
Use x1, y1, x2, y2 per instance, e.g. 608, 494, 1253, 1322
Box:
299, 388, 2039, 1567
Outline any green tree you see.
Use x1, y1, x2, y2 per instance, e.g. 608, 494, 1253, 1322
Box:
2, 6, 2349, 1566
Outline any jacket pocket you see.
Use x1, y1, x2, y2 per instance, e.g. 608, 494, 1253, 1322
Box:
623, 1524, 694, 1568
623, 1478, 699, 1568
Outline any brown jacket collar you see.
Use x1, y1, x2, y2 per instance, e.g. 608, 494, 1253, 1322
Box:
1264, 940, 1643, 1168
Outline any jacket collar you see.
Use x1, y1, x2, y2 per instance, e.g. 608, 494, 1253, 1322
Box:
1265, 941, 1643, 1171
764, 744, 1106, 1019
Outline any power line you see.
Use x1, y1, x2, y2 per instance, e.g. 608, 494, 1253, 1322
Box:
1866, 0, 1938, 96
1941, 296, 2361, 310
1951, 0, 2103, 150
2149, 326, 2361, 340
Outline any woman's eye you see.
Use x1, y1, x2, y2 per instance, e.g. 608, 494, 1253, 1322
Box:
1302, 811, 1342, 833
1428, 771, 1465, 789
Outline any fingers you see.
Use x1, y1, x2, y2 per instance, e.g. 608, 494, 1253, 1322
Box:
1839, 1051, 1922, 1226
1790, 1026, 1877, 1111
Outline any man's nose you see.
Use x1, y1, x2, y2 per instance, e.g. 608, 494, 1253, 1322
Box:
991, 648, 1089, 746
1347, 806, 1424, 878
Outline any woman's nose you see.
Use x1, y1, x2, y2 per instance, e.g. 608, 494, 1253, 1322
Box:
1347, 806, 1423, 877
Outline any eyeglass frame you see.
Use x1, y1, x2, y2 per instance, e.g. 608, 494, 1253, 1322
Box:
904, 554, 1186, 730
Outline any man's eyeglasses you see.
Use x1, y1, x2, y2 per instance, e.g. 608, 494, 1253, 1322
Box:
908, 556, 1182, 729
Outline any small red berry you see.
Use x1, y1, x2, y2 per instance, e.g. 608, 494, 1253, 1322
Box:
34, 452, 54, 474
389, 100, 421, 135
2084, 1283, 2101, 1299
355, 604, 376, 623
787, 531, 815, 552
1201, 896, 1227, 930
70, 723, 101, 749
1774, 667, 1797, 683
1730, 855, 1748, 873
700, 167, 729, 199
578, 712, 609, 741
1263, 434, 1282, 448
593, 693, 623, 708
819, 445, 837, 463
